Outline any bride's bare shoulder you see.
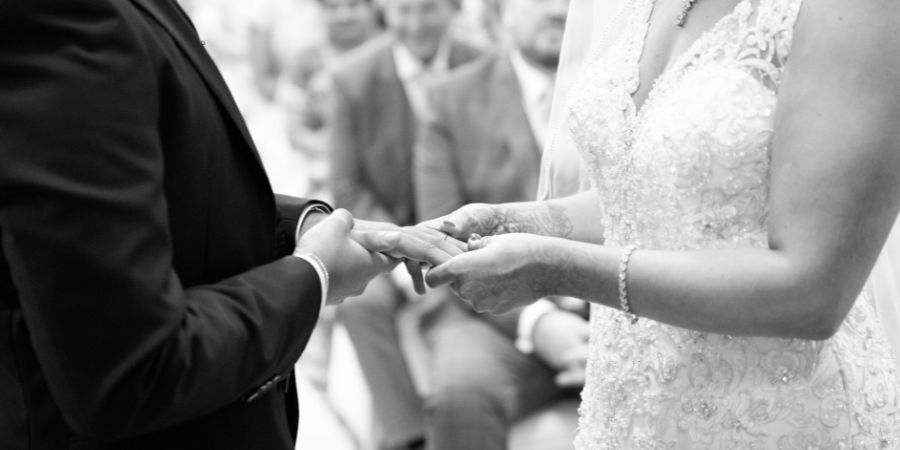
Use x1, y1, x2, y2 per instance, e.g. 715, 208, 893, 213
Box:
793, 0, 900, 62
787, 0, 900, 87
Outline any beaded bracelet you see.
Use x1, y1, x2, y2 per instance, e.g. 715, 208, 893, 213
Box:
617, 245, 639, 324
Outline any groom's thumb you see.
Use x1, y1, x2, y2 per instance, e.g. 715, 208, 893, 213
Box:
352, 229, 401, 253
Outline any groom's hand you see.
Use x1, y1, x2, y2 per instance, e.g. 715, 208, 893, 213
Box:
294, 210, 397, 304
352, 220, 466, 294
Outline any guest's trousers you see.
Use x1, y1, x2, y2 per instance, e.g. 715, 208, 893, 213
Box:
422, 301, 573, 450
337, 275, 424, 450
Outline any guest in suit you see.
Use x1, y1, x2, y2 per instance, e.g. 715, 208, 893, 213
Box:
326, 0, 481, 448
0, 1, 453, 449
282, 0, 382, 200
413, 0, 582, 448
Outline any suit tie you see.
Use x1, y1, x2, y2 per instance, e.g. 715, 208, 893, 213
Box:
530, 83, 555, 149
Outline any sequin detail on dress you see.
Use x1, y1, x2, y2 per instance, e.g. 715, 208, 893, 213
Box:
566, 0, 900, 447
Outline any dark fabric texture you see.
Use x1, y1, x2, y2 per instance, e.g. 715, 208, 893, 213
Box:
0, 1, 327, 448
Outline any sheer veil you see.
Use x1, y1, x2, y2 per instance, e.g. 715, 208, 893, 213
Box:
538, 0, 900, 371
536, 0, 632, 200
869, 218, 900, 372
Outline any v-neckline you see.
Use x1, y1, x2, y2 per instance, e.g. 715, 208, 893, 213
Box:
628, 0, 753, 120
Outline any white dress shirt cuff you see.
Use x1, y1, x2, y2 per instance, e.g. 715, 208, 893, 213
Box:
515, 299, 558, 354
295, 253, 329, 315
294, 204, 332, 242
293, 204, 332, 313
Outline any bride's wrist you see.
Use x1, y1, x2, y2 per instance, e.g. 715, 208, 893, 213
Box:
526, 236, 578, 299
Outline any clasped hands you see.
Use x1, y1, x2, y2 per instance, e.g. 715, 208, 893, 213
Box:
297, 204, 561, 313
296, 206, 586, 387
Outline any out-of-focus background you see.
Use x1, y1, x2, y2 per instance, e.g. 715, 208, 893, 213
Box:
178, 0, 494, 200
176, 1, 580, 449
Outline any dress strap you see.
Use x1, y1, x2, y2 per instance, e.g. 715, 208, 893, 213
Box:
754, 0, 805, 66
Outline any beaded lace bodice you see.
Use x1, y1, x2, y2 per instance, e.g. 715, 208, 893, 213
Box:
567, 0, 900, 448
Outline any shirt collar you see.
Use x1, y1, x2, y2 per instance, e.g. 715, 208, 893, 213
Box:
509, 50, 555, 105
392, 37, 453, 82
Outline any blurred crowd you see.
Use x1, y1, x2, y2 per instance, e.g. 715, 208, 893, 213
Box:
177, 1, 579, 450
179, 0, 497, 200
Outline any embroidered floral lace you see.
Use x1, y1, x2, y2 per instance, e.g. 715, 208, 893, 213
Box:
567, 0, 900, 447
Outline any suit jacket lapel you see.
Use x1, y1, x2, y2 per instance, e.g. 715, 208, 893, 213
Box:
130, 0, 263, 167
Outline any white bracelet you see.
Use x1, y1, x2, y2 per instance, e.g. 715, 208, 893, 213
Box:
617, 245, 639, 324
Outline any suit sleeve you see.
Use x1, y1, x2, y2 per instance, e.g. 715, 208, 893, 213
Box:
327, 73, 396, 223
274, 193, 332, 256
0, 2, 321, 439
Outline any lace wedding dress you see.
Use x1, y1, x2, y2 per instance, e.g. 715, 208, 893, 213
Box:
566, 0, 900, 447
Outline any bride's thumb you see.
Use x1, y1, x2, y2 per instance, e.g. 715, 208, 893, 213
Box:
425, 261, 456, 287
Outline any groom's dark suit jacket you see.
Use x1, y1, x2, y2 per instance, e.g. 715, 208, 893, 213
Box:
0, 1, 327, 448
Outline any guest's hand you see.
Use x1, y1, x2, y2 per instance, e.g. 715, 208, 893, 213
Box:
532, 311, 589, 388
352, 220, 466, 294
417, 203, 501, 241
294, 209, 397, 304
426, 233, 565, 314
554, 345, 587, 389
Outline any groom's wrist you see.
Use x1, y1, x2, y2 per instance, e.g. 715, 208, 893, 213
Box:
295, 204, 332, 242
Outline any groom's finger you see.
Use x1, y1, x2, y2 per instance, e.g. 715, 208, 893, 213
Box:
351, 229, 401, 253
403, 226, 466, 256
354, 229, 452, 266
404, 259, 427, 294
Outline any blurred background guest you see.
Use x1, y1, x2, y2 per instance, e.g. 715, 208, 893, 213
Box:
281, 0, 383, 201
412, 0, 579, 449
325, 0, 481, 449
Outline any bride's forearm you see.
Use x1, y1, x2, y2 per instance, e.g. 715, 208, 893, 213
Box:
487, 190, 604, 243
556, 241, 852, 340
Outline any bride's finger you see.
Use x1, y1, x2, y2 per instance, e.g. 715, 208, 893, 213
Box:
353, 229, 454, 266
467, 234, 490, 251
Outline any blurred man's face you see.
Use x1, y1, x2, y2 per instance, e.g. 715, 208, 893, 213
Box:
321, 0, 377, 49
502, 0, 568, 69
383, 0, 455, 63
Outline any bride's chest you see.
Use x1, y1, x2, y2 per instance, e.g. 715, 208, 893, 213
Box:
573, 56, 776, 177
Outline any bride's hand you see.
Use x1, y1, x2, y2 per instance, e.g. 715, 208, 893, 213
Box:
425, 233, 568, 314
417, 203, 502, 241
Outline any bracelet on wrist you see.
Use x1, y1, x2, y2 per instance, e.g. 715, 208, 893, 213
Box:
617, 244, 639, 324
